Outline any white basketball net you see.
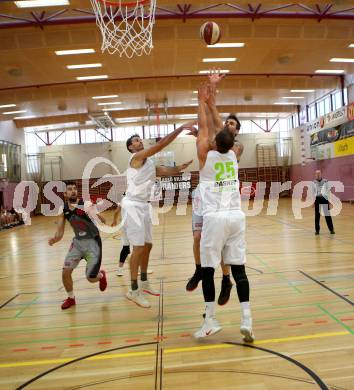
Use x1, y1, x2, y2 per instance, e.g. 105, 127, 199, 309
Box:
90, 0, 156, 58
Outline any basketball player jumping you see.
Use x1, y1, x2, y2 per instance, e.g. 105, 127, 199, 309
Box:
187, 70, 244, 307
194, 82, 254, 341
122, 122, 194, 308
48, 181, 107, 310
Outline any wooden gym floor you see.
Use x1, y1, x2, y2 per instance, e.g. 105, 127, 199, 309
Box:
0, 199, 353, 389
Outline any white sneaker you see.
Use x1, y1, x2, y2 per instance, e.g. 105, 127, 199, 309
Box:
240, 316, 255, 342
194, 316, 222, 339
140, 280, 160, 296
126, 289, 151, 308
116, 267, 124, 277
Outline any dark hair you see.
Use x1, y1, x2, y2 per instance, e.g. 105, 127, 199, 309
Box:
215, 127, 234, 154
65, 181, 77, 188
126, 134, 140, 152
226, 113, 241, 130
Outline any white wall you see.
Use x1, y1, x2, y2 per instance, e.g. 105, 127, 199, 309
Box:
0, 120, 27, 180
40, 132, 281, 180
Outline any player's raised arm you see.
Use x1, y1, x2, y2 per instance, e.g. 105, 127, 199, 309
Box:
156, 160, 193, 176
206, 68, 225, 135
197, 83, 211, 168
130, 121, 196, 168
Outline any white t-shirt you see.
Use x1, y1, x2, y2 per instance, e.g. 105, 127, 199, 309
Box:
125, 154, 156, 202
199, 150, 241, 216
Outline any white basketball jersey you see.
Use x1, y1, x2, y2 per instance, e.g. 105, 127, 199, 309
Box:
199, 150, 241, 215
125, 154, 156, 202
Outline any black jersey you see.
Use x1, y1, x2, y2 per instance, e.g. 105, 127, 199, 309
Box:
63, 199, 100, 239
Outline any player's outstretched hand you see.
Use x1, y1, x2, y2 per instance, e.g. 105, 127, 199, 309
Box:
208, 67, 226, 85
48, 237, 57, 246
178, 160, 193, 171
186, 127, 198, 137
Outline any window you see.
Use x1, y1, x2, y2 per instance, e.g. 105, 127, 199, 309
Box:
332, 90, 343, 110
309, 104, 316, 121
112, 126, 143, 141
317, 99, 325, 116
25, 132, 46, 154
344, 87, 348, 105
80, 129, 109, 143
323, 96, 331, 114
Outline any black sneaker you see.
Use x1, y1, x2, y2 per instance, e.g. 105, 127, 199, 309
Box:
186, 272, 202, 291
315, 231, 319, 235
330, 231, 335, 234
218, 279, 233, 305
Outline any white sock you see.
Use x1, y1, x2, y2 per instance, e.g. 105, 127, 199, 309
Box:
241, 301, 251, 317
68, 291, 74, 299
205, 301, 216, 318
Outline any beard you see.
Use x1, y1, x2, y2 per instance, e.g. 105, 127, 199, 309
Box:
68, 196, 78, 203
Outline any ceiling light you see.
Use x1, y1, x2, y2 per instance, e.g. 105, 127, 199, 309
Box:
273, 102, 296, 105
202, 58, 237, 62
281, 96, 305, 99
0, 104, 16, 108
193, 91, 198, 94
315, 69, 345, 74
13, 115, 36, 119
199, 70, 230, 74
290, 89, 314, 93
67, 63, 102, 69
55, 49, 95, 55
207, 43, 245, 48
97, 101, 122, 106
102, 107, 124, 111
177, 115, 198, 119
117, 118, 139, 123
76, 75, 108, 80
3, 110, 27, 115
15, 0, 69, 8
330, 58, 354, 63
92, 95, 118, 99
348, 44, 354, 48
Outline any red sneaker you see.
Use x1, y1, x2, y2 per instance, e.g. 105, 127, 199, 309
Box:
99, 270, 107, 291
61, 297, 76, 310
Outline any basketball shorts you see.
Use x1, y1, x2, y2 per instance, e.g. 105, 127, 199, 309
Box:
200, 210, 246, 269
192, 210, 203, 232
63, 236, 102, 278
120, 226, 130, 246
121, 198, 152, 246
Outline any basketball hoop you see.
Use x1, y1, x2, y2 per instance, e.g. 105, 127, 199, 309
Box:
90, 0, 156, 58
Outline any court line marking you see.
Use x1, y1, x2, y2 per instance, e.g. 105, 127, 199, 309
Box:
14, 295, 41, 318
0, 330, 349, 369
1, 301, 351, 346
0, 294, 20, 310
226, 342, 329, 390
300, 271, 353, 306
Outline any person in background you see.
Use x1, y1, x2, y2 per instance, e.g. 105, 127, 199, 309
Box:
312, 170, 335, 235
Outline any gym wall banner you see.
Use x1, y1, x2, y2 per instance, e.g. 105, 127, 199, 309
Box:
334, 136, 354, 157
310, 120, 354, 147
306, 106, 347, 135
348, 102, 354, 121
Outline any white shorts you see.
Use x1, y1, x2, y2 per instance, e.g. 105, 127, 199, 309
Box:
120, 226, 130, 246
121, 198, 153, 246
200, 210, 246, 269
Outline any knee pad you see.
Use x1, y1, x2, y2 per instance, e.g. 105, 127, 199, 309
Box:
231, 265, 248, 284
